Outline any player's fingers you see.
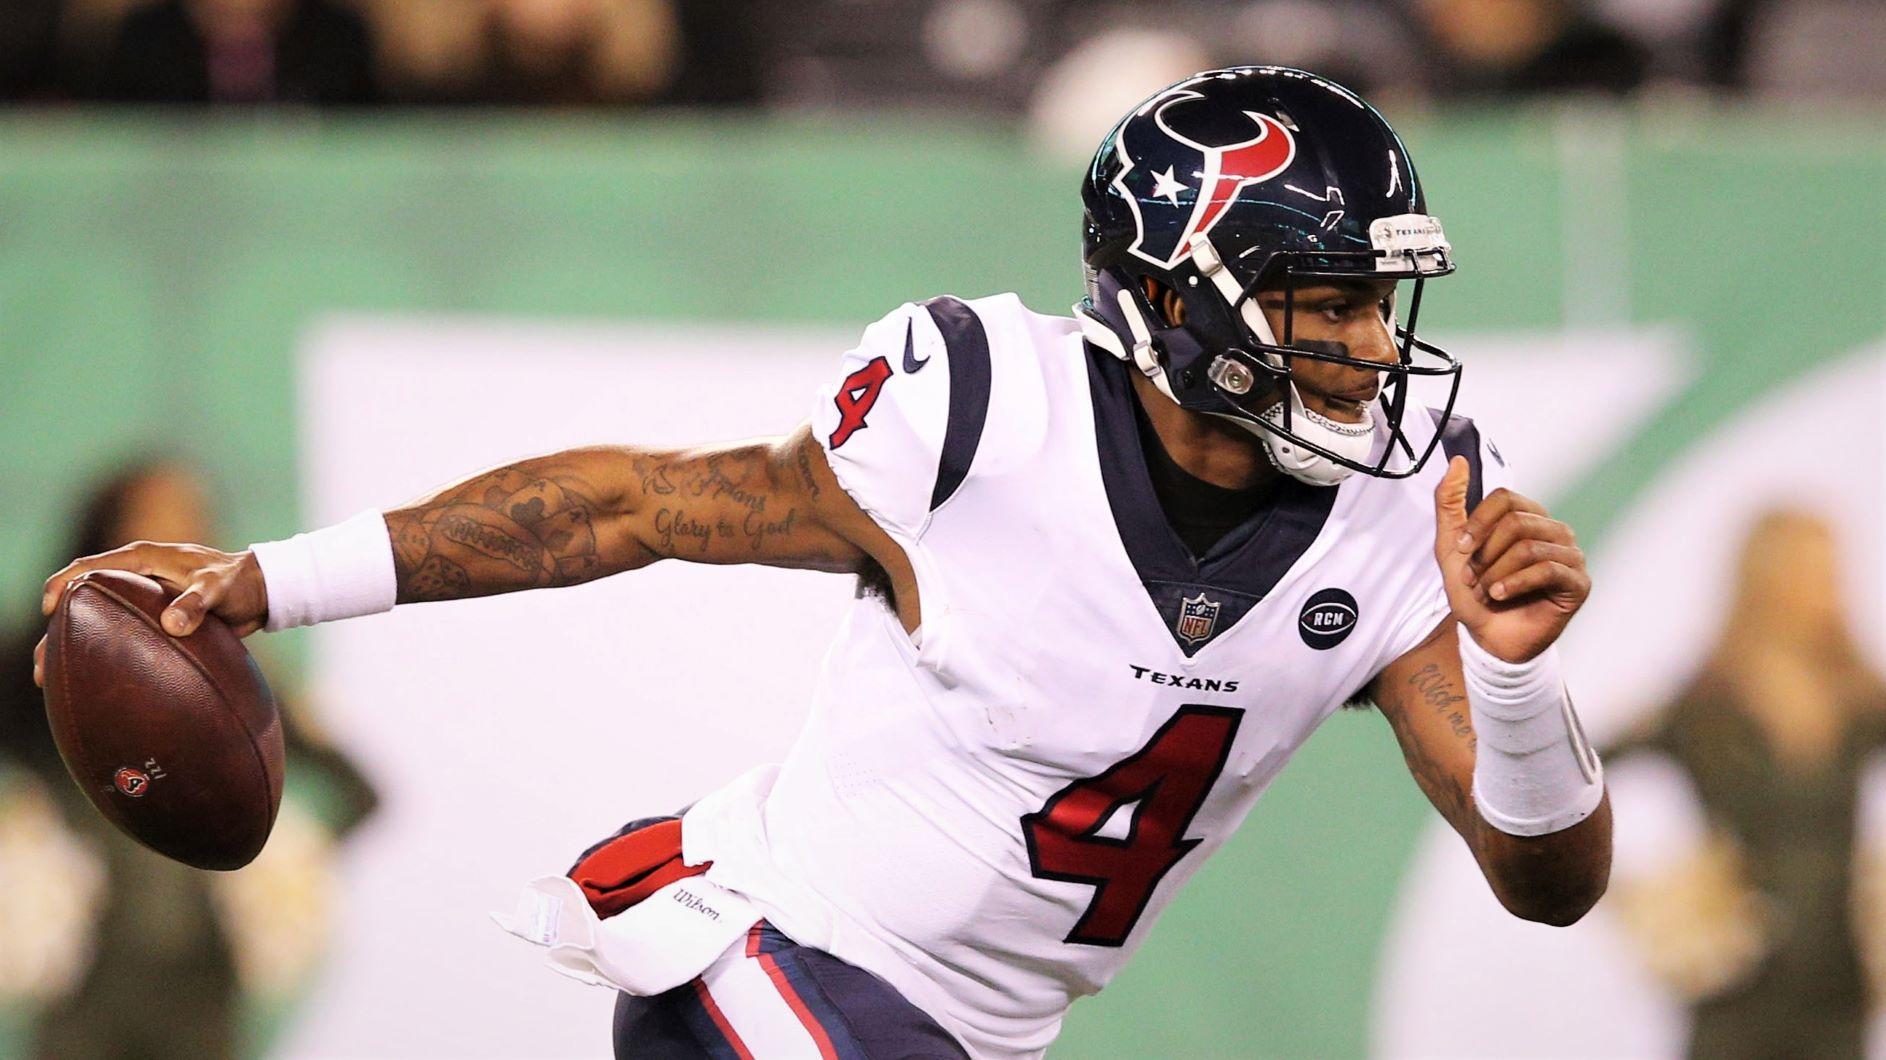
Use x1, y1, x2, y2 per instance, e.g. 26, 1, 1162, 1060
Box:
44, 543, 236, 620
41, 548, 127, 614
161, 574, 223, 637
1488, 559, 1590, 606
32, 636, 46, 688
1489, 487, 1548, 517
1471, 512, 1575, 573
43, 542, 190, 614
1456, 490, 1511, 557
1432, 457, 1471, 556
1458, 488, 1550, 557
1477, 540, 1583, 591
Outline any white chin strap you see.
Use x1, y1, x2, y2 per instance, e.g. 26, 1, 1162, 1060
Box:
1078, 290, 1181, 404
1249, 383, 1375, 486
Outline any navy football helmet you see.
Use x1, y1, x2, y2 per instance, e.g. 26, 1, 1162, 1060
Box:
1078, 66, 1461, 484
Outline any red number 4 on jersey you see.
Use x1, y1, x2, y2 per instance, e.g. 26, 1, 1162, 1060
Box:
828, 356, 893, 449
1022, 705, 1244, 947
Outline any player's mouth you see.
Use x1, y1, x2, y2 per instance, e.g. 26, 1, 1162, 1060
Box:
1318, 382, 1380, 421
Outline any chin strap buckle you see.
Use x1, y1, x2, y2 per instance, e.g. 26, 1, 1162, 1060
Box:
1207, 355, 1256, 396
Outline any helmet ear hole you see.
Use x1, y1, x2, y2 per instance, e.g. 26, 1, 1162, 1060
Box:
1141, 278, 1188, 327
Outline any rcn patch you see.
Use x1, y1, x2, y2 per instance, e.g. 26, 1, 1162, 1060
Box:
1298, 588, 1358, 650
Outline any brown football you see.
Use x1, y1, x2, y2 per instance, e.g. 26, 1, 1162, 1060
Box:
41, 569, 284, 870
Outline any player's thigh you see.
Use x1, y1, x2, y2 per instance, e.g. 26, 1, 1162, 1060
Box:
615, 990, 717, 1059
680, 923, 967, 1060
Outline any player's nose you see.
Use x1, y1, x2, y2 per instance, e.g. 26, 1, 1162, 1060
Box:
1347, 316, 1398, 367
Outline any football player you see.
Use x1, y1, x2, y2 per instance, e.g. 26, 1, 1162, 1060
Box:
38, 67, 1611, 1058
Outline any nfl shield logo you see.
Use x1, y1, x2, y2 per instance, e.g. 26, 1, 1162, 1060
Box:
1176, 592, 1221, 646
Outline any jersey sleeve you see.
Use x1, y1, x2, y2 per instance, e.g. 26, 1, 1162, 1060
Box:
812, 297, 992, 539
1375, 414, 1512, 674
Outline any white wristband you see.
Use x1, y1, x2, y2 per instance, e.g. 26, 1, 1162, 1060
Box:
249, 510, 398, 632
1460, 625, 1604, 836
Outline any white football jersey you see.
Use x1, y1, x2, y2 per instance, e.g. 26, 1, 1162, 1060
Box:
682, 294, 1507, 1058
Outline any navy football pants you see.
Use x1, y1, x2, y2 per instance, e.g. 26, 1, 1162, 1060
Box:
611, 921, 967, 1059
575, 817, 966, 1059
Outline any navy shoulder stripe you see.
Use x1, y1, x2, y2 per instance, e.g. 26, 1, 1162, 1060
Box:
1431, 409, 1483, 510
922, 296, 992, 511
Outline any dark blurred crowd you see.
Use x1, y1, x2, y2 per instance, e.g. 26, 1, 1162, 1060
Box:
0, 0, 1879, 110
0, 0, 750, 106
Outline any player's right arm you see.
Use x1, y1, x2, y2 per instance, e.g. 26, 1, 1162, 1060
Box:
380, 426, 884, 595
34, 425, 915, 685
39, 299, 953, 686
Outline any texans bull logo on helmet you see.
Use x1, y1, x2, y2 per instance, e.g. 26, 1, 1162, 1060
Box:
1111, 88, 1298, 270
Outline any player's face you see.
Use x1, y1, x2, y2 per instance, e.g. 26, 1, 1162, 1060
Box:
1255, 278, 1399, 424
114, 465, 214, 547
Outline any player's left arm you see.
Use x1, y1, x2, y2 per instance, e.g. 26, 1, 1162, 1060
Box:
1367, 458, 1612, 926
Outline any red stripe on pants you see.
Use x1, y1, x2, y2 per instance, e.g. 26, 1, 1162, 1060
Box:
690, 979, 756, 1060
744, 924, 840, 1059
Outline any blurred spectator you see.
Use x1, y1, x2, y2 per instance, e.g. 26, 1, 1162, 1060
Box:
0, 458, 378, 1059
665, 0, 762, 105
0, 0, 66, 100
1696, 0, 1763, 89
1607, 510, 1886, 1060
1225, 0, 1421, 99
767, 0, 1073, 112
1027, 28, 1211, 160
1027, 0, 1431, 158
1406, 0, 1651, 97
351, 0, 483, 102
1591, 0, 1734, 85
97, 0, 379, 104
464, 0, 674, 106
1744, 0, 1886, 101
365, 0, 676, 106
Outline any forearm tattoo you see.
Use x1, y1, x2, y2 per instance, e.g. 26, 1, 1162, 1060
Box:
388, 464, 611, 603
387, 442, 844, 604
1386, 653, 1610, 917
1396, 662, 1477, 830
1409, 663, 1475, 750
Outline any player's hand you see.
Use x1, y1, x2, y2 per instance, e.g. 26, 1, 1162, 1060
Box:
35, 543, 270, 686
1432, 457, 1589, 663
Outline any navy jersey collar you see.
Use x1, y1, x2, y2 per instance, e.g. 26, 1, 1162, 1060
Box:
1084, 344, 1339, 655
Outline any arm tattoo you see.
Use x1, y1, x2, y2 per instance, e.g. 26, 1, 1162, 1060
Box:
387, 436, 858, 604
633, 448, 821, 560
389, 466, 609, 603
1395, 662, 1477, 830
1409, 663, 1475, 750
793, 444, 824, 500
1382, 646, 1612, 921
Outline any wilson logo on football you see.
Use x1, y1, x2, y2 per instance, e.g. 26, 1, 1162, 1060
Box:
113, 767, 151, 797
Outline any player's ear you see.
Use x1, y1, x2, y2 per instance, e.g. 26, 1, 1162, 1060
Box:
1141, 278, 1187, 327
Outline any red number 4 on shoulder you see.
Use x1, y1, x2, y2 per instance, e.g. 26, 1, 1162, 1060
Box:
828, 356, 893, 449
